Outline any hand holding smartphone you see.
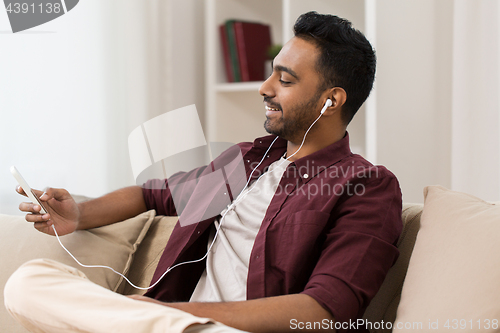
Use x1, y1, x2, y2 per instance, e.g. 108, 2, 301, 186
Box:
10, 166, 47, 214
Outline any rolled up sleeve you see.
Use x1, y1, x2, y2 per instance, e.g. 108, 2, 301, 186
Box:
142, 165, 207, 216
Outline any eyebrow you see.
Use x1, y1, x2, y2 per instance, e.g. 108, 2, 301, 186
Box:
272, 60, 299, 80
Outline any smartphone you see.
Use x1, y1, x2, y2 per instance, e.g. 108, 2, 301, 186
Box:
10, 166, 47, 214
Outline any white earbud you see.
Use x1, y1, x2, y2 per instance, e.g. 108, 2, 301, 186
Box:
320, 99, 333, 115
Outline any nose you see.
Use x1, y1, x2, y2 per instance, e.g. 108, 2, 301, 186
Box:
259, 75, 275, 98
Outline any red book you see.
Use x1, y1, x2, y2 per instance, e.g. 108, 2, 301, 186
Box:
219, 24, 234, 82
233, 21, 272, 82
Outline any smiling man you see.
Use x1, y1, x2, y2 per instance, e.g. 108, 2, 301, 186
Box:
5, 12, 402, 333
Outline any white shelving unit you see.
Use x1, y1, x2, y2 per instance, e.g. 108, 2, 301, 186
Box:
205, 0, 376, 160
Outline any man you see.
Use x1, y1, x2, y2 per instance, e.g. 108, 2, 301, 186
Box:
5, 12, 402, 333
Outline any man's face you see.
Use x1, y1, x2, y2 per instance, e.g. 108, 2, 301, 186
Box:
259, 37, 324, 143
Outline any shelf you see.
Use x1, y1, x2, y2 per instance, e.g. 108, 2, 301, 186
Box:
215, 81, 264, 92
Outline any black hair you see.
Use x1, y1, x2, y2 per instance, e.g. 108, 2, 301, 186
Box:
294, 11, 376, 124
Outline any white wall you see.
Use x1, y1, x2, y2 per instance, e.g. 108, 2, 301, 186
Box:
0, 1, 110, 214
375, 0, 454, 203
376, 0, 500, 203
451, 0, 500, 201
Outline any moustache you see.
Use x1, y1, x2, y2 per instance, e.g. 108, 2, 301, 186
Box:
263, 97, 282, 110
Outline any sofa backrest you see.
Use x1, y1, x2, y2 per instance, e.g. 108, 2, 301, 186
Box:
362, 203, 423, 332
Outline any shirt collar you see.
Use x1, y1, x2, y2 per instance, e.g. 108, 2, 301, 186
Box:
299, 131, 352, 181
252, 132, 353, 182
252, 135, 287, 150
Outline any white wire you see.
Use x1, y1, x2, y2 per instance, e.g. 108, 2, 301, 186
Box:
52, 224, 151, 290
50, 112, 322, 290
278, 111, 323, 166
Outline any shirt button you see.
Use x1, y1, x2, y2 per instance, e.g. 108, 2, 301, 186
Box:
303, 173, 309, 179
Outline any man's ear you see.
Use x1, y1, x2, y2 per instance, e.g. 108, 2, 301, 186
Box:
322, 87, 346, 116
330, 87, 347, 109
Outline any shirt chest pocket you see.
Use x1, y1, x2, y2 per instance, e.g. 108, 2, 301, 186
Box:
270, 210, 330, 281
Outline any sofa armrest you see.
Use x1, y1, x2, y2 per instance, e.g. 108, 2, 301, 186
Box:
363, 203, 423, 331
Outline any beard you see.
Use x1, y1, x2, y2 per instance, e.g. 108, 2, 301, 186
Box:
264, 91, 323, 142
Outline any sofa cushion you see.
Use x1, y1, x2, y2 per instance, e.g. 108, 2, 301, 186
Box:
1, 210, 154, 333
118, 215, 178, 295
394, 186, 500, 332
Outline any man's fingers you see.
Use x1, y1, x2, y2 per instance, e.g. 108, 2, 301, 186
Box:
15, 185, 27, 197
16, 186, 69, 204
34, 221, 54, 233
37, 187, 70, 202
16, 185, 46, 201
24, 212, 51, 223
19, 201, 50, 215
19, 201, 39, 213
30, 188, 47, 201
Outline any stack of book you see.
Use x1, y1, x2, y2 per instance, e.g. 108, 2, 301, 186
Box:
220, 20, 272, 82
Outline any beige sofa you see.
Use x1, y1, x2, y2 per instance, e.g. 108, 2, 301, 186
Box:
2, 186, 499, 333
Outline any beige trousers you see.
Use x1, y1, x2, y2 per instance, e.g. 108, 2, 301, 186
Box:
4, 259, 247, 333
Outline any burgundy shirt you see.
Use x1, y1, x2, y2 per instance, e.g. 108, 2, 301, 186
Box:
142, 133, 402, 326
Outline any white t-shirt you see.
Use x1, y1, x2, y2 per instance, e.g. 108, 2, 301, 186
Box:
190, 157, 291, 302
